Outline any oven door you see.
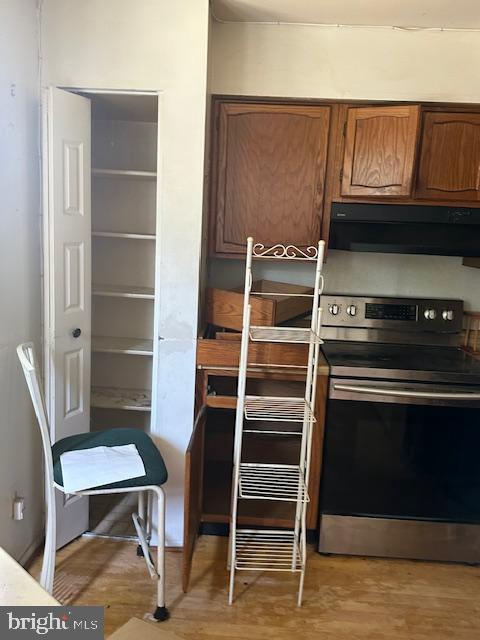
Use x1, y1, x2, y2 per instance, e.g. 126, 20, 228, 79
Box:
320, 378, 480, 523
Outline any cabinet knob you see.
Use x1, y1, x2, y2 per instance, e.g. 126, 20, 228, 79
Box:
72, 328, 82, 338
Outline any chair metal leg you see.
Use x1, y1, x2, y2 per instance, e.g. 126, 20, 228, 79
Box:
138, 491, 146, 523
41, 483, 56, 594
136, 492, 148, 557
132, 510, 156, 578
151, 486, 168, 621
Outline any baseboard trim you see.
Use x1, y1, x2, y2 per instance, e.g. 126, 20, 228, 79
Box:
19, 536, 44, 569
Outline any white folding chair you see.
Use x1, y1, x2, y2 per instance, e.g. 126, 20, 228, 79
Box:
17, 342, 169, 621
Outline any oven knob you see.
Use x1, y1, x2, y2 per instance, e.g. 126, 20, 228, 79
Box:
442, 309, 454, 321
329, 303, 340, 316
424, 308, 437, 320
346, 304, 357, 317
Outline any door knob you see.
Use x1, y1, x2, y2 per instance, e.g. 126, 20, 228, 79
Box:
72, 328, 81, 338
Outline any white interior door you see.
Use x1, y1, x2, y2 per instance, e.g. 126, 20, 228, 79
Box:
43, 87, 91, 548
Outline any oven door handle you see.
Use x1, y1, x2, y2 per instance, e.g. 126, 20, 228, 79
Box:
332, 383, 480, 401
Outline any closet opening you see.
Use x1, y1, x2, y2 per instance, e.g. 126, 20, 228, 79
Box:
86, 92, 159, 537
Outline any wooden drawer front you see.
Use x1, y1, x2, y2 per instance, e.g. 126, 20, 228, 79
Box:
197, 338, 309, 370
206, 281, 312, 332
341, 105, 420, 198
416, 112, 480, 202
213, 102, 331, 256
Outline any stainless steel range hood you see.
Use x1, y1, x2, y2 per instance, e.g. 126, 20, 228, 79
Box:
329, 203, 480, 257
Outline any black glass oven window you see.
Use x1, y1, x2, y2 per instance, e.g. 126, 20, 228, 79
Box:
320, 399, 480, 523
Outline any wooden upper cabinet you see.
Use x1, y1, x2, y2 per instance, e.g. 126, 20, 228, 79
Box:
341, 105, 420, 198
211, 102, 331, 256
416, 112, 480, 202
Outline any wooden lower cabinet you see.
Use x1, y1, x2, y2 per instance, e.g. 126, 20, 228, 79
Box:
182, 403, 206, 593
182, 344, 329, 592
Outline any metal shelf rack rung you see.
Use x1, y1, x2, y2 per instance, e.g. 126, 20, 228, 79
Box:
249, 326, 323, 344
239, 463, 309, 502
228, 237, 326, 608
235, 529, 303, 572
242, 426, 302, 436
244, 396, 316, 423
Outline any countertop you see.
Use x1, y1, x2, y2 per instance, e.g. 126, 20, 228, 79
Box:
0, 547, 58, 606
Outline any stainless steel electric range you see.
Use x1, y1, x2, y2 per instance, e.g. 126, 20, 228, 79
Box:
318, 295, 480, 563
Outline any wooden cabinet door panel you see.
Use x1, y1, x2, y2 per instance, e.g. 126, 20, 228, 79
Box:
182, 403, 206, 592
214, 103, 330, 255
341, 105, 420, 198
416, 112, 480, 201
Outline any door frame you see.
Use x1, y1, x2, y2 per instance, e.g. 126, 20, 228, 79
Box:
43, 86, 164, 437
42, 86, 164, 541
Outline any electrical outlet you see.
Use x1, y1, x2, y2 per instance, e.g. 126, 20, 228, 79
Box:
13, 496, 25, 521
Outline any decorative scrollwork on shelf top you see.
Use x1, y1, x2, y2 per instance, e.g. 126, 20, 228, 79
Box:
252, 243, 319, 260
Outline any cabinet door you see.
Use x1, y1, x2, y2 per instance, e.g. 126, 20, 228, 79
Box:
341, 105, 420, 198
213, 102, 331, 256
416, 112, 480, 201
182, 403, 206, 592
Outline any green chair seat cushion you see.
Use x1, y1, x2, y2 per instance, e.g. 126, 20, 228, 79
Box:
52, 427, 167, 490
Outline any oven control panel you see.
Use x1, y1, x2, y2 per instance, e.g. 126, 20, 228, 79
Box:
365, 303, 417, 322
322, 295, 463, 333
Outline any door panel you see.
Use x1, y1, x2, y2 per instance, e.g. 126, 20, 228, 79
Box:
44, 87, 91, 548
182, 403, 206, 592
64, 242, 85, 311
63, 141, 85, 215
64, 349, 84, 417
416, 112, 480, 201
341, 105, 420, 198
213, 102, 331, 255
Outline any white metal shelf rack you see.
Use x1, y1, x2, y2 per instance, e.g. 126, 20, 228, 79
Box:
228, 238, 325, 607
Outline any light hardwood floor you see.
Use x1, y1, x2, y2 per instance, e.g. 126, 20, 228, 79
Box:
29, 535, 480, 639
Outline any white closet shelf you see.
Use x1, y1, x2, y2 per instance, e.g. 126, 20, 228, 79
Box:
91, 386, 151, 412
92, 169, 157, 179
244, 396, 316, 423
92, 284, 155, 300
92, 231, 156, 240
239, 463, 309, 503
249, 326, 323, 344
234, 529, 303, 572
92, 336, 154, 356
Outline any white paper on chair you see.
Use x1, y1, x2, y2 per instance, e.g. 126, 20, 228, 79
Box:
60, 444, 146, 494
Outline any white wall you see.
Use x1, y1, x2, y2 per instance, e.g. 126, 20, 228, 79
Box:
211, 22, 480, 102
41, 0, 209, 545
0, 0, 43, 561
209, 252, 480, 311
210, 21, 480, 310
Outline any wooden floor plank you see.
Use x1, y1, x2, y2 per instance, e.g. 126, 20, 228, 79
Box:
29, 536, 480, 639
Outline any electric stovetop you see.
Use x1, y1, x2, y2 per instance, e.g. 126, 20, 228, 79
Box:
322, 341, 480, 385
